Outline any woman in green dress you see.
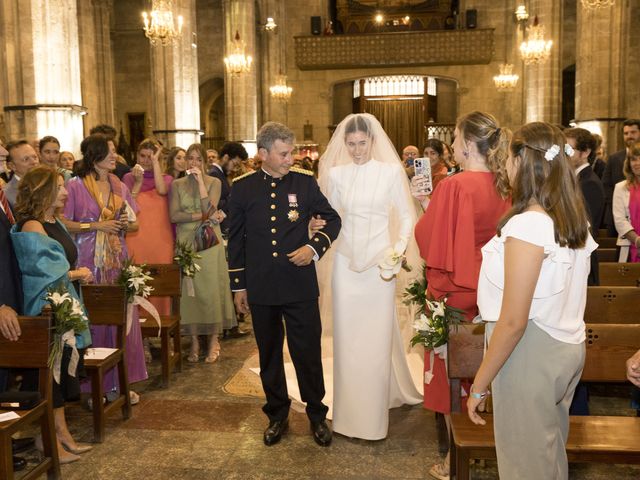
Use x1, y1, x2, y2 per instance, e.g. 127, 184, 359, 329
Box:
169, 143, 236, 363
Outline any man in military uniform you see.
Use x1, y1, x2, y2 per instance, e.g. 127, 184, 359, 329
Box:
227, 122, 341, 447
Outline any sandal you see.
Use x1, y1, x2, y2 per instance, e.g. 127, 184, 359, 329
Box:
204, 351, 220, 363
129, 391, 140, 405
429, 462, 449, 480
187, 341, 200, 363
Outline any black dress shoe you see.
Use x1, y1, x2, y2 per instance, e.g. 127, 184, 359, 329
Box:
12, 437, 35, 454
13, 455, 27, 471
310, 419, 332, 447
222, 326, 250, 340
263, 418, 288, 446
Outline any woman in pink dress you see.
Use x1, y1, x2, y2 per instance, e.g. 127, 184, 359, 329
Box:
414, 111, 511, 480
63, 133, 147, 403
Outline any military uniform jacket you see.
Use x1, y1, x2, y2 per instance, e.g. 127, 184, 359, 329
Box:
227, 167, 341, 305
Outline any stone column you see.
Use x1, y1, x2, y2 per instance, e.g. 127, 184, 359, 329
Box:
0, 0, 84, 154
149, 0, 201, 148
223, 0, 258, 141
574, 2, 628, 153
77, 0, 116, 134
523, 0, 562, 124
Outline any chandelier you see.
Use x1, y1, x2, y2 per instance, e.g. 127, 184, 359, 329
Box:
142, 0, 183, 46
580, 0, 615, 9
270, 75, 293, 102
224, 31, 253, 75
493, 64, 519, 92
520, 17, 552, 65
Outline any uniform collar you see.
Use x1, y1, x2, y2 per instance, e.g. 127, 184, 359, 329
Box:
261, 168, 285, 181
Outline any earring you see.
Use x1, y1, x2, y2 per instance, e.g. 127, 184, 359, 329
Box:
463, 150, 469, 159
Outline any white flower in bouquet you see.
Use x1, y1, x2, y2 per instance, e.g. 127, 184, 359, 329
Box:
379, 247, 404, 280
47, 291, 71, 306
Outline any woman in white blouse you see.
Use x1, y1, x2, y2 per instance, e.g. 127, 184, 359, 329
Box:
612, 142, 640, 262
467, 122, 597, 479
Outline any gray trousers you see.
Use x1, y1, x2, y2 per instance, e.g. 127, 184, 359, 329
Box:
487, 320, 585, 480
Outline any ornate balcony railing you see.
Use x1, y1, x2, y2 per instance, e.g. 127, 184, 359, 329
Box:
295, 29, 494, 71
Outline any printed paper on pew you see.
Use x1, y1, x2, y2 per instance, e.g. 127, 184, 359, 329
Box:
84, 348, 119, 360
0, 411, 20, 422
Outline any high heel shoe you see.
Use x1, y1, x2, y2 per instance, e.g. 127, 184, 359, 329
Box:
204, 351, 220, 363
187, 342, 200, 363
60, 439, 93, 455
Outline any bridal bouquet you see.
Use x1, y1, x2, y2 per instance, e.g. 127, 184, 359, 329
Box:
174, 241, 201, 297
410, 297, 464, 350
45, 284, 88, 383
379, 247, 412, 280
117, 260, 160, 335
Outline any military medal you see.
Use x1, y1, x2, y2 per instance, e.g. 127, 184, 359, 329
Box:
288, 193, 298, 207
288, 209, 299, 222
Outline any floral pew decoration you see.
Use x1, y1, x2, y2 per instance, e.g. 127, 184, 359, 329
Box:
173, 241, 202, 297
117, 260, 161, 336
46, 284, 89, 384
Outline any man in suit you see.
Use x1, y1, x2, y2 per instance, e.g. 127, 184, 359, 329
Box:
209, 142, 247, 234
227, 122, 341, 447
0, 144, 31, 471
602, 119, 640, 235
2, 140, 39, 206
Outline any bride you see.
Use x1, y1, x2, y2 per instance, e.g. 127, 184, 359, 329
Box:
317, 113, 422, 440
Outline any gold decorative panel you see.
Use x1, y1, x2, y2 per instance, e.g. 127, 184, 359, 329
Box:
295, 29, 494, 70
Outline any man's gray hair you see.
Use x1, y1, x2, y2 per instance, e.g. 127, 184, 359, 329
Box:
257, 122, 295, 152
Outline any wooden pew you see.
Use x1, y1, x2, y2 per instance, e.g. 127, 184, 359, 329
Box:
0, 312, 60, 480
599, 262, 640, 287
597, 248, 618, 262
82, 284, 131, 443
596, 236, 618, 249
139, 264, 182, 388
448, 287, 640, 479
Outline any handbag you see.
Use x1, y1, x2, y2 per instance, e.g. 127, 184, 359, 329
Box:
193, 205, 220, 252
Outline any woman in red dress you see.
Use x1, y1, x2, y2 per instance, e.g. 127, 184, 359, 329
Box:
414, 111, 511, 480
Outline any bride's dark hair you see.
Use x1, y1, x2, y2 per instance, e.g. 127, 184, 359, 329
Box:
344, 115, 373, 138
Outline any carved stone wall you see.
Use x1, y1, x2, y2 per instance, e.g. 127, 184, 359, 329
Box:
295, 29, 494, 70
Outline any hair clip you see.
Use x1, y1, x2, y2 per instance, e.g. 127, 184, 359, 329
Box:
564, 143, 575, 157
545, 144, 560, 162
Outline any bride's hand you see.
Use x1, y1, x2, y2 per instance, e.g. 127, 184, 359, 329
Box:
308, 215, 326, 234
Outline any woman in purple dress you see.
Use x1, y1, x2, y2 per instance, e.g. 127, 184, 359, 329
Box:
62, 133, 147, 403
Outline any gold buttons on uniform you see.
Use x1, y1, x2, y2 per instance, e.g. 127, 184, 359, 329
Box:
314, 238, 319, 242
322, 247, 326, 252
273, 252, 278, 257
271, 216, 276, 221
271, 228, 276, 233
271, 193, 276, 198
271, 182, 276, 188
270, 204, 276, 210
272, 240, 277, 245
234, 278, 239, 283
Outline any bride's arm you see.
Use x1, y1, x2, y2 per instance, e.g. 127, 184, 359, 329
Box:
389, 165, 414, 253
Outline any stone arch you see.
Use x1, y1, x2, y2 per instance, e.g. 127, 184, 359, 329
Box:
199, 77, 225, 147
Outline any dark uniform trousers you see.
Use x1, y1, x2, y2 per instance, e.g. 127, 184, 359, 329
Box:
227, 167, 341, 423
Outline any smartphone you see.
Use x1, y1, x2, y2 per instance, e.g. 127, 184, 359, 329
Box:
116, 202, 128, 221
413, 158, 433, 195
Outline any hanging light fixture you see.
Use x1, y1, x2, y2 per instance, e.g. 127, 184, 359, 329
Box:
264, 17, 278, 31
580, 0, 615, 9
520, 17, 553, 65
270, 74, 293, 102
142, 0, 184, 47
493, 64, 519, 92
224, 31, 253, 75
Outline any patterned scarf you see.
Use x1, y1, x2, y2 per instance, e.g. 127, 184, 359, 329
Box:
82, 174, 124, 274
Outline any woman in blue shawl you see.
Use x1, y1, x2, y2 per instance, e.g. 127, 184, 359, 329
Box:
10, 166, 93, 464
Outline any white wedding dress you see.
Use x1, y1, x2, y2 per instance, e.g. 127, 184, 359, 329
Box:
326, 159, 422, 440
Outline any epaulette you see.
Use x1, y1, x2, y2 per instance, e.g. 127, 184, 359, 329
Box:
232, 170, 257, 183
289, 167, 314, 176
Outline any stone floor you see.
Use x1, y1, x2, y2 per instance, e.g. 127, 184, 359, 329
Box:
14, 327, 640, 480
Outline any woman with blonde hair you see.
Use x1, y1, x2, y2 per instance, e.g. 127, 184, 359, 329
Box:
169, 143, 236, 363
414, 111, 512, 480
612, 142, 640, 262
468, 122, 595, 479
11, 166, 93, 463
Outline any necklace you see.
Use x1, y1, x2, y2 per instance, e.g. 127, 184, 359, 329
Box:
43, 216, 56, 224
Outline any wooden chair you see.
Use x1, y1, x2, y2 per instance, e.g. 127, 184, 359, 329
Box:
596, 236, 618, 249
0, 312, 60, 480
599, 262, 640, 287
597, 248, 618, 262
584, 286, 640, 324
81, 284, 131, 443
138, 263, 182, 388
448, 321, 640, 480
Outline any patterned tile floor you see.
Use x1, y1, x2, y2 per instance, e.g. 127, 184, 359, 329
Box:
14, 327, 640, 479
